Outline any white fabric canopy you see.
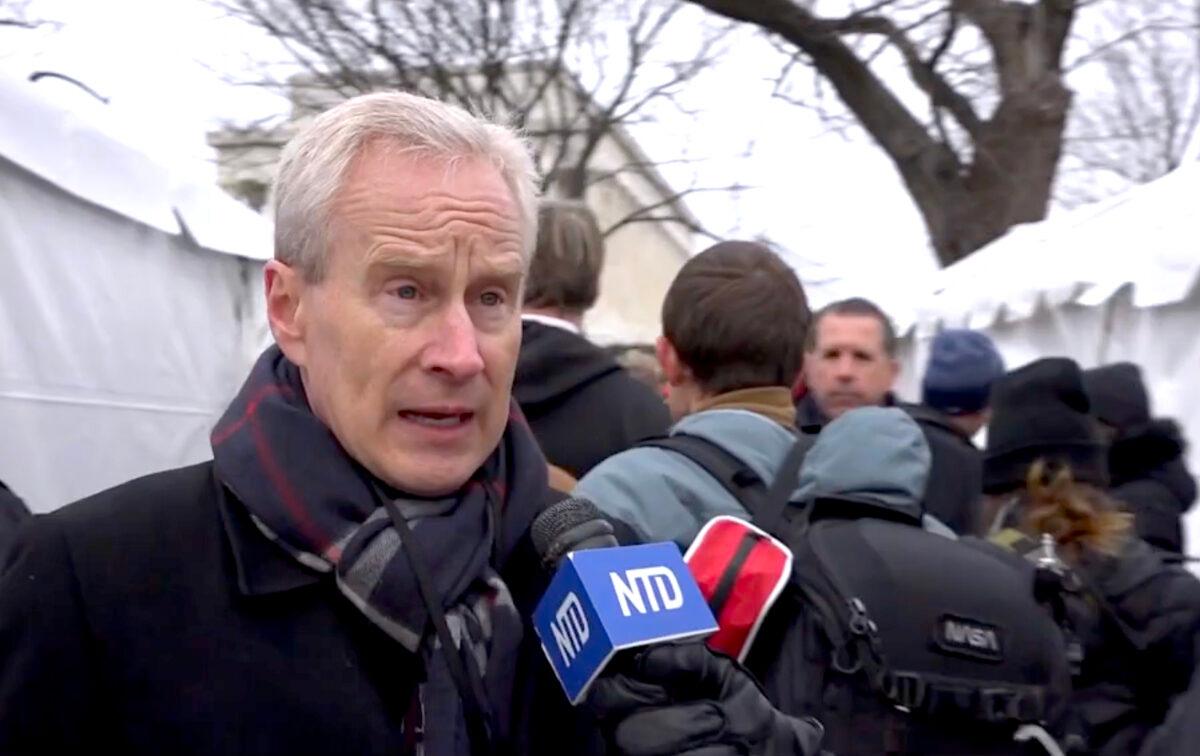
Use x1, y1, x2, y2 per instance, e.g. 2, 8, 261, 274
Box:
0, 72, 271, 513
896, 160, 1200, 553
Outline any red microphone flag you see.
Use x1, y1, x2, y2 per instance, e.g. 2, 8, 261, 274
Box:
683, 515, 794, 662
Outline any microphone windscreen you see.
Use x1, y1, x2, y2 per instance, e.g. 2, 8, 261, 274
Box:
531, 496, 608, 560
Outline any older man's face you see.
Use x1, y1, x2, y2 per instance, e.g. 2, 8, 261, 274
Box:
274, 142, 525, 496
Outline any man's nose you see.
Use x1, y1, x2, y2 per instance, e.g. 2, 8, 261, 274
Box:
422, 303, 485, 381
834, 355, 857, 380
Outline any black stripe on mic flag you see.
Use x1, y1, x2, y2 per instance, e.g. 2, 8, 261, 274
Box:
707, 531, 764, 618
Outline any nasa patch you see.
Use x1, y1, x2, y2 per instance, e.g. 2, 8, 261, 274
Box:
933, 614, 1004, 662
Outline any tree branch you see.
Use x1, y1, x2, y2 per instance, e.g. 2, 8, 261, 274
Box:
684, 0, 944, 166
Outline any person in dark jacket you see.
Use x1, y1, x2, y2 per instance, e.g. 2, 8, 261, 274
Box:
0, 92, 810, 756
514, 201, 670, 478
982, 358, 1200, 756
798, 299, 986, 533
1083, 362, 1197, 554
748, 407, 1072, 754
906, 329, 1005, 534
0, 480, 30, 563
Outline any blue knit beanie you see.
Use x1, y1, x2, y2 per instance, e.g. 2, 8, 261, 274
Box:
922, 329, 1005, 415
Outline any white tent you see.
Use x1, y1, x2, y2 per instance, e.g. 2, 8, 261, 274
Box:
896, 160, 1200, 550
0, 72, 272, 513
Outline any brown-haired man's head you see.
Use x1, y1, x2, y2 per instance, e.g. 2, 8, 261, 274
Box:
658, 240, 810, 420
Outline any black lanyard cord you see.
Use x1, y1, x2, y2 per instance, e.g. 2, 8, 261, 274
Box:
377, 485, 511, 756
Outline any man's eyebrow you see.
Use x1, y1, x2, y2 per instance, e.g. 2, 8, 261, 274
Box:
472, 253, 525, 280
364, 248, 448, 273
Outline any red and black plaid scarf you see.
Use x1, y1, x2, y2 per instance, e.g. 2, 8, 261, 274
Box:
211, 346, 549, 753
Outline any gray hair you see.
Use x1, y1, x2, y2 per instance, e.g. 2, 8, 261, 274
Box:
273, 91, 540, 281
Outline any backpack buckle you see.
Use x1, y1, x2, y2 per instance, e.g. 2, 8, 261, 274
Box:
832, 642, 863, 675
885, 672, 927, 712
979, 687, 1042, 723
847, 598, 877, 636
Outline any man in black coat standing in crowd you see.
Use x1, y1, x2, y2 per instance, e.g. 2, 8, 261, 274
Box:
797, 298, 979, 533
1084, 362, 1197, 554
513, 200, 669, 480
906, 329, 1005, 534
0, 92, 816, 756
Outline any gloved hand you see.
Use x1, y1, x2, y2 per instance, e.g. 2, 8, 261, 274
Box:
588, 642, 825, 756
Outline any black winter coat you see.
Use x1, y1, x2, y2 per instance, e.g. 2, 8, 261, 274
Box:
1108, 420, 1197, 554
0, 462, 601, 756
1139, 664, 1200, 756
1067, 537, 1200, 755
514, 321, 670, 477
903, 404, 985, 535
0, 480, 30, 564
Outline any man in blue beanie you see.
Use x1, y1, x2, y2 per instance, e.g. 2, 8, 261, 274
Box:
905, 329, 1005, 534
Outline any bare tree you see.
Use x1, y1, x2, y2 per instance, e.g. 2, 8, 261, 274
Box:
214, 0, 738, 239
1058, 0, 1200, 206
680, 0, 1089, 266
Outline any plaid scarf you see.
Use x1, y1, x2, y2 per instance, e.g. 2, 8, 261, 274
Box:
211, 346, 549, 755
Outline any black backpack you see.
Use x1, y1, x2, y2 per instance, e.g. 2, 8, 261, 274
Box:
639, 433, 1074, 755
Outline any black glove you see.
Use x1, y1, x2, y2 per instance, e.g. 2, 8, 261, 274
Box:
588, 642, 825, 756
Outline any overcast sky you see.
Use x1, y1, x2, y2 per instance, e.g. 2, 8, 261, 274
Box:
0, 0, 943, 306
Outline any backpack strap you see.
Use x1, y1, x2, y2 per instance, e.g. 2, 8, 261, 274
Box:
636, 432, 813, 537
757, 434, 813, 536
636, 433, 771, 519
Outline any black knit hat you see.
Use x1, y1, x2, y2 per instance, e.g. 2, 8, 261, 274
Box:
983, 357, 1109, 493
1082, 362, 1151, 431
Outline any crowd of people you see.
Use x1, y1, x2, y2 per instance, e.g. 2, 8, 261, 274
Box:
1, 90, 1198, 755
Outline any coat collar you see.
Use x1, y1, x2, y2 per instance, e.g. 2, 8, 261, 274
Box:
902, 402, 975, 444
693, 386, 798, 430
216, 479, 323, 597
795, 392, 898, 433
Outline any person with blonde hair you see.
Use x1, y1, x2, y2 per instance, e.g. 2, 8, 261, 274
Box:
982, 358, 1200, 756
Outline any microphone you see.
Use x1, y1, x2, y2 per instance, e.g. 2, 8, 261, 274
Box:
530, 497, 718, 704
530, 496, 618, 568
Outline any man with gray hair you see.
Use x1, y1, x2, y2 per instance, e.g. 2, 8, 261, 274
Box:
0, 92, 817, 756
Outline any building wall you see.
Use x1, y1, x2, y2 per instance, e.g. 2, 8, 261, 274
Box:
573, 134, 689, 345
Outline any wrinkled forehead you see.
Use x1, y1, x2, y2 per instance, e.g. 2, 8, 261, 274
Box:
329, 147, 526, 270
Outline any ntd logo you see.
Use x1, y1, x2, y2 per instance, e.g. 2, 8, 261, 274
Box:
610, 566, 684, 617
551, 592, 590, 666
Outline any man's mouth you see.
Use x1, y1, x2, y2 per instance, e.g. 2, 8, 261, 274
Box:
398, 409, 474, 428
828, 392, 864, 405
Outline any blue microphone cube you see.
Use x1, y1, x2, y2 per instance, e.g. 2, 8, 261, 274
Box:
533, 541, 719, 704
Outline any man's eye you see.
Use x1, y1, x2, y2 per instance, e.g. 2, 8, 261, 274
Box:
392, 284, 419, 300
480, 291, 504, 307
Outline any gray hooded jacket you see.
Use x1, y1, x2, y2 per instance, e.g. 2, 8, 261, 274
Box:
797, 406, 933, 524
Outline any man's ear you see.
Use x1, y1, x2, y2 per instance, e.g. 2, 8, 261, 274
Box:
265, 260, 308, 366
888, 357, 901, 384
656, 336, 690, 387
